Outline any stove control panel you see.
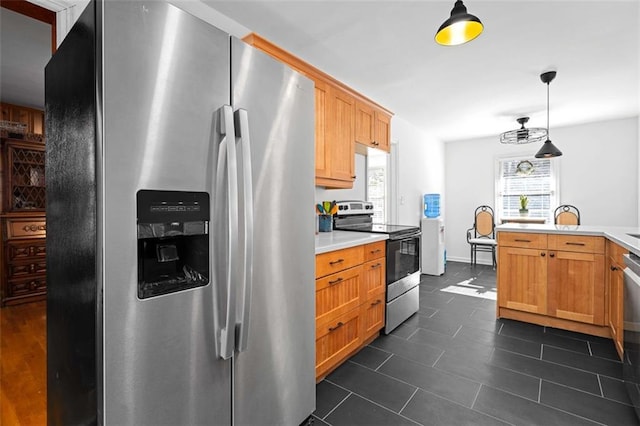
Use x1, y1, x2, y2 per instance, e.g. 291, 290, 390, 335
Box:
335, 200, 374, 215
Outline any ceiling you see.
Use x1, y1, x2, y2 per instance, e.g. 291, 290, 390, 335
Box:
205, 0, 639, 142
2, 1, 638, 142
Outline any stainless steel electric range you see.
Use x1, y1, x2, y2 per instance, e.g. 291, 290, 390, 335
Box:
333, 200, 421, 334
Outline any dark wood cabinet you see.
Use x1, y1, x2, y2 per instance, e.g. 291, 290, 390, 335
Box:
1, 136, 46, 306
1, 102, 45, 138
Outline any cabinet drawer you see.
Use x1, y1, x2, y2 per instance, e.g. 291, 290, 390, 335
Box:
364, 241, 385, 262
6, 218, 46, 239
316, 265, 362, 324
8, 276, 46, 297
498, 232, 547, 249
548, 234, 604, 254
316, 245, 364, 278
362, 258, 385, 300
316, 307, 361, 379
7, 260, 46, 279
361, 290, 385, 340
7, 240, 46, 261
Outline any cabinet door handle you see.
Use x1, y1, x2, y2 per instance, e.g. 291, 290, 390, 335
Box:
370, 249, 381, 254
328, 277, 343, 285
328, 322, 344, 332
329, 258, 344, 265
565, 242, 586, 246
515, 239, 531, 243
549, 252, 555, 258
371, 299, 382, 306
370, 263, 382, 269
611, 265, 619, 271
541, 252, 546, 257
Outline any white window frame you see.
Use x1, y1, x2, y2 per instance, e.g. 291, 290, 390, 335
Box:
494, 154, 560, 224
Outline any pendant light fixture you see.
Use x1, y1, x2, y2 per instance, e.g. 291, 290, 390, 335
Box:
499, 117, 547, 145
535, 71, 563, 158
435, 0, 484, 46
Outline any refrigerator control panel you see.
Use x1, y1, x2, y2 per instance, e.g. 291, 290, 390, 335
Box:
136, 190, 210, 299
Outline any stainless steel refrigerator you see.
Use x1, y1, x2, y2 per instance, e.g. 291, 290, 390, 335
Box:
45, 1, 315, 424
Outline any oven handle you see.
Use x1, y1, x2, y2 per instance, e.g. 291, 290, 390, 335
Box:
388, 231, 421, 241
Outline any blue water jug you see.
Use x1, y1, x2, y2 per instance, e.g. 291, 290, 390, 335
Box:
424, 193, 440, 218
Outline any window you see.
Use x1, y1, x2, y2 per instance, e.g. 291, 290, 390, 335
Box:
495, 156, 558, 222
367, 147, 388, 223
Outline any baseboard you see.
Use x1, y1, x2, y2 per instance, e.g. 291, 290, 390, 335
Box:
446, 256, 493, 266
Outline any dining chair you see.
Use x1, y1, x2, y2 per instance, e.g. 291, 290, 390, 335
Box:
466, 205, 497, 268
554, 205, 581, 225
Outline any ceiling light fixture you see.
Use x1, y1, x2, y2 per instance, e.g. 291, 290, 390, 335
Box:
535, 71, 563, 158
499, 117, 547, 145
435, 0, 483, 46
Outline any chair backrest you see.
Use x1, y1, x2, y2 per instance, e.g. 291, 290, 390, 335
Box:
474, 205, 495, 238
554, 204, 581, 225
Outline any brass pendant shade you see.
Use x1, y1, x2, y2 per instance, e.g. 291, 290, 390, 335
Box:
435, 0, 484, 46
535, 71, 563, 158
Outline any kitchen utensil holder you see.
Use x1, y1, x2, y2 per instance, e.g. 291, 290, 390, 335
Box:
318, 214, 333, 232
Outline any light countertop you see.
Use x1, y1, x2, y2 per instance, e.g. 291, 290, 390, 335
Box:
496, 223, 640, 256
315, 230, 388, 255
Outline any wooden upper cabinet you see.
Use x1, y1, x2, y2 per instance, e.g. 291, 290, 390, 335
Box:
1, 102, 45, 136
355, 100, 391, 153
242, 33, 393, 187
314, 80, 330, 179
326, 87, 355, 185
374, 110, 391, 152
355, 101, 374, 146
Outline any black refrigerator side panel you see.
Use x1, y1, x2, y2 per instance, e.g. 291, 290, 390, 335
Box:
45, 1, 99, 424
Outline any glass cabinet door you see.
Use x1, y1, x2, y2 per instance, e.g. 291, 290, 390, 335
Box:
5, 141, 46, 212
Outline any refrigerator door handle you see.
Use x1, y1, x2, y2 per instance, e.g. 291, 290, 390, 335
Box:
234, 108, 254, 353
215, 105, 239, 360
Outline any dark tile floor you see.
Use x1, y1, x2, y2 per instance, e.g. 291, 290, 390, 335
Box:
312, 261, 640, 426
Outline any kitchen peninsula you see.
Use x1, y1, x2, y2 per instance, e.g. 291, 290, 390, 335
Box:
496, 223, 640, 360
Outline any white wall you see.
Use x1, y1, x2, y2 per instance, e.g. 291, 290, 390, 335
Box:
392, 116, 445, 227
446, 116, 639, 265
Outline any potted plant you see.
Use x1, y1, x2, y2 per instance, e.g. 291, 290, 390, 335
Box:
519, 195, 529, 216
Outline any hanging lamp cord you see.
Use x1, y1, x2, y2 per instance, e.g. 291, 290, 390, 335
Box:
546, 81, 550, 138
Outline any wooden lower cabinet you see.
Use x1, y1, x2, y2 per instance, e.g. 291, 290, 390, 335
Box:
547, 250, 605, 325
606, 240, 627, 359
315, 240, 386, 381
1, 233, 47, 305
497, 232, 608, 337
497, 246, 547, 315
315, 307, 362, 380
361, 290, 385, 341
316, 265, 363, 326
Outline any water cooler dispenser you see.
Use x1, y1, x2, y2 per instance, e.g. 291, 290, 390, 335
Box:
421, 194, 445, 275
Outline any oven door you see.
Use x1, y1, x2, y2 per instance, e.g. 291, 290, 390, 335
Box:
386, 233, 420, 286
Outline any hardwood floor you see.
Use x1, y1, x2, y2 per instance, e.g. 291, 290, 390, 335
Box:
1, 301, 46, 425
